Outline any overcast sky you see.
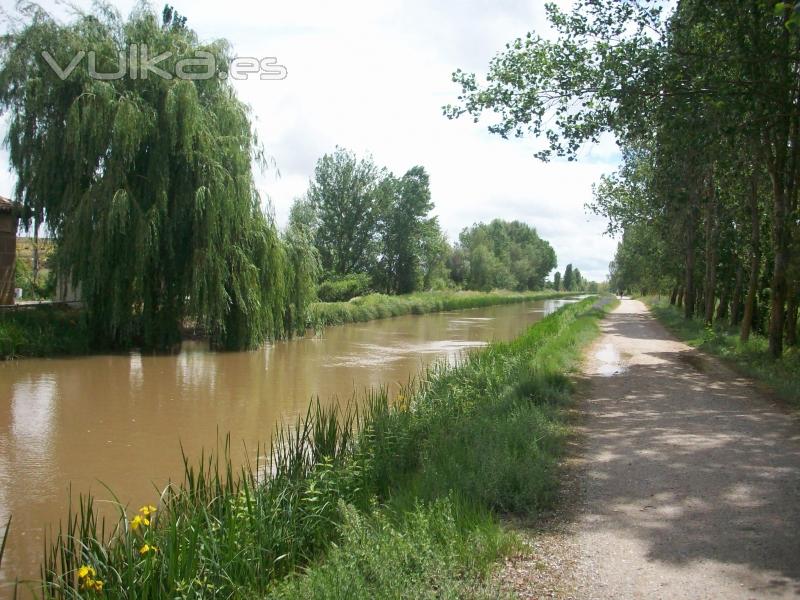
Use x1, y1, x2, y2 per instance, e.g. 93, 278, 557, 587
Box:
0, 0, 620, 280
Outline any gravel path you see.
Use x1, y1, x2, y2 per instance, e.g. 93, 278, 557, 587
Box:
572, 298, 800, 599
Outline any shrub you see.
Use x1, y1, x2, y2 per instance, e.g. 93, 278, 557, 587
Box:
0, 307, 89, 359
316, 273, 372, 302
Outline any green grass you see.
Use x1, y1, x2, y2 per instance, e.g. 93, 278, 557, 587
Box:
15, 296, 613, 599
0, 307, 89, 359
308, 289, 577, 329
646, 296, 800, 406
271, 497, 513, 600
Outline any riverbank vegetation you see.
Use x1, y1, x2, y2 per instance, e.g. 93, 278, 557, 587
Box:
646, 297, 800, 406
0, 307, 88, 359
308, 289, 577, 328
17, 297, 610, 598
447, 0, 800, 359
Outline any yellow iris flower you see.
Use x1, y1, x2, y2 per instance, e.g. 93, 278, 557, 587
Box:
131, 514, 150, 530
77, 565, 96, 579
77, 565, 103, 592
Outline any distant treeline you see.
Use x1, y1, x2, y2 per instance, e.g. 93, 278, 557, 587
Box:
292, 147, 560, 301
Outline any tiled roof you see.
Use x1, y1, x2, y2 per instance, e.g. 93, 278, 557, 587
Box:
0, 196, 12, 212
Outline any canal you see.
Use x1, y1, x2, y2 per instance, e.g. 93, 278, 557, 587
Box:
0, 297, 576, 589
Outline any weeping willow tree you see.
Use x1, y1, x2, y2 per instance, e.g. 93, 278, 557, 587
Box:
0, 2, 305, 350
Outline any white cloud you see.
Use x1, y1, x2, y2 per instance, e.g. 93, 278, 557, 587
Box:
0, 0, 618, 281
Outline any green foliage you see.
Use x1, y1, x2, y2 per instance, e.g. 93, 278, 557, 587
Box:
0, 308, 89, 359
33, 297, 610, 598
308, 290, 575, 329
562, 264, 574, 292
307, 148, 387, 276
608, 222, 674, 296
444, 1, 665, 160
0, 5, 306, 351
271, 498, 514, 600
418, 221, 453, 290
304, 151, 446, 295
376, 166, 436, 294
282, 221, 321, 336
459, 220, 557, 292
316, 273, 372, 303
13, 257, 29, 294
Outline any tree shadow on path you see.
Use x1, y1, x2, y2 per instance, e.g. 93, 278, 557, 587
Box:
579, 303, 800, 598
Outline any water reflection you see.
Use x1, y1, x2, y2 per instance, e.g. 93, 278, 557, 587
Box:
0, 297, 576, 588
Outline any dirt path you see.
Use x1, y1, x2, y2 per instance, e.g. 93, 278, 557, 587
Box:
569, 298, 800, 599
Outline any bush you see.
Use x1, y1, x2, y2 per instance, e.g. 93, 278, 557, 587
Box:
316, 273, 372, 302
0, 307, 89, 359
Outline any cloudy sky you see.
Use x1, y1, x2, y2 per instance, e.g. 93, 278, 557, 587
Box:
0, 0, 620, 280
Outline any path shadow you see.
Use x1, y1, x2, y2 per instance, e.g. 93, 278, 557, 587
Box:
581, 307, 800, 596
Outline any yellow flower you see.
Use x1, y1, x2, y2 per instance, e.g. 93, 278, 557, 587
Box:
77, 565, 96, 579
139, 505, 157, 517
139, 543, 158, 555
131, 514, 150, 530
93, 580, 104, 592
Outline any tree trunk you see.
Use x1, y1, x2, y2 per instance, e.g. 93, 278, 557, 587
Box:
729, 264, 744, 327
684, 195, 698, 319
787, 264, 798, 346
741, 174, 761, 343
703, 178, 719, 325
676, 286, 684, 308
716, 285, 729, 322
669, 284, 679, 306
32, 218, 40, 294
767, 172, 789, 357
786, 220, 799, 346
787, 291, 798, 347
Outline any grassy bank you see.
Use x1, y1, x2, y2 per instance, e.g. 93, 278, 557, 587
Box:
13, 296, 611, 599
646, 296, 800, 406
308, 289, 577, 329
0, 307, 89, 359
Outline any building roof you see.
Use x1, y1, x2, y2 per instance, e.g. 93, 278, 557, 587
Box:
0, 196, 13, 213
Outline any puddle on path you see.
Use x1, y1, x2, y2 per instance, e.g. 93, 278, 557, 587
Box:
595, 342, 627, 377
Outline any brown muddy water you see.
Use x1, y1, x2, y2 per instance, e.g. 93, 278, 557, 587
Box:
0, 297, 576, 591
